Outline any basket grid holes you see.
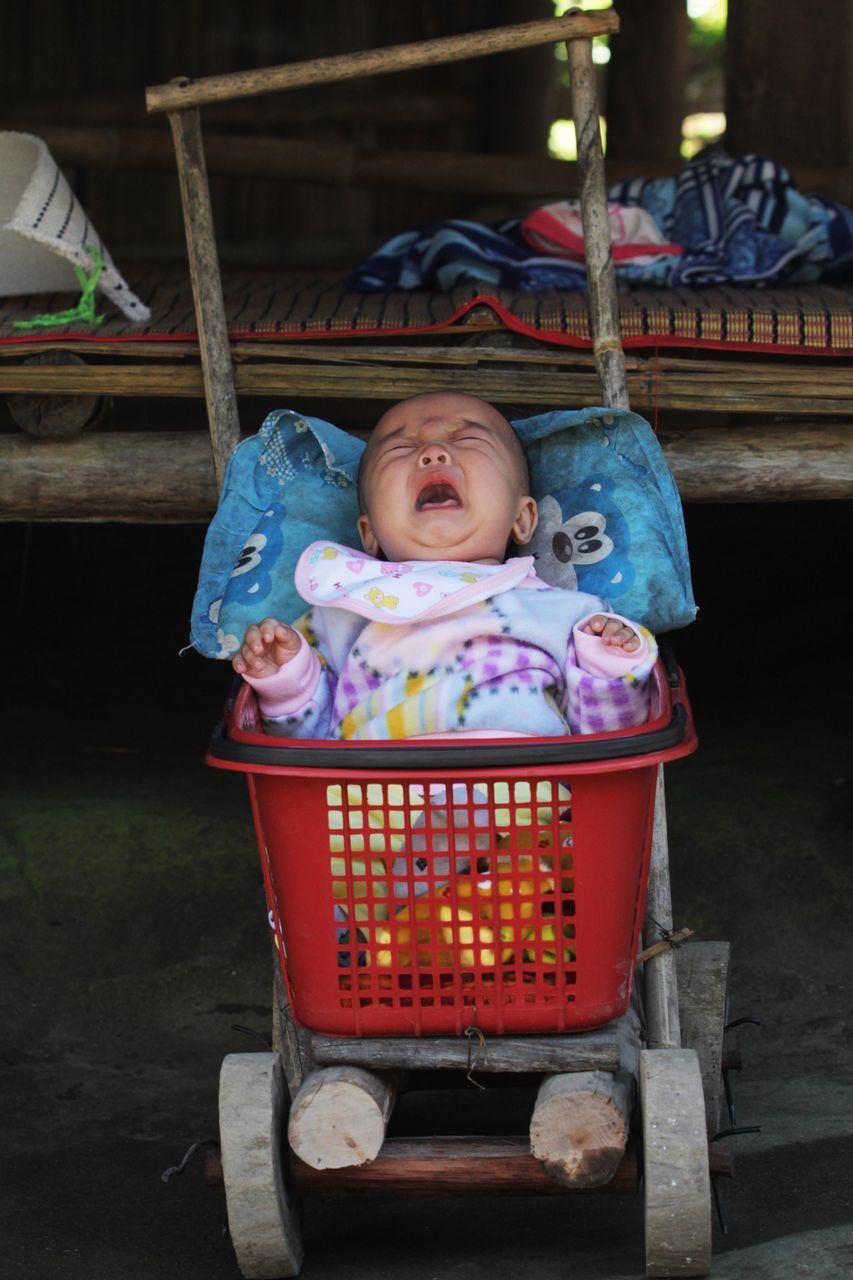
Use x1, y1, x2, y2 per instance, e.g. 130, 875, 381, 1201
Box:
326, 778, 577, 1009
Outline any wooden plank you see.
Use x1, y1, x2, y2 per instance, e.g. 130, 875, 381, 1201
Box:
145, 12, 619, 114
206, 1137, 732, 1193
0, 341, 201, 362
3, 356, 848, 414
0, 364, 206, 396
642, 772, 682, 1052
2, 423, 852, 523
288, 1135, 639, 1197
309, 1023, 625, 1074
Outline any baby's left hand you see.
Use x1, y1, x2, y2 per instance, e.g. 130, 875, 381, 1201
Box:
582, 614, 641, 653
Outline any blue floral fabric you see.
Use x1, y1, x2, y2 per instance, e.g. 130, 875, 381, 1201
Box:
346, 219, 593, 293
517, 408, 695, 634
612, 153, 853, 286
190, 406, 695, 658
346, 153, 853, 292
190, 410, 363, 659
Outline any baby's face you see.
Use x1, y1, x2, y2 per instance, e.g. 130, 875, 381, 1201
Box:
357, 392, 537, 564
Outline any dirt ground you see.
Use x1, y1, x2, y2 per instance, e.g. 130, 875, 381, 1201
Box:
2, 501, 852, 1279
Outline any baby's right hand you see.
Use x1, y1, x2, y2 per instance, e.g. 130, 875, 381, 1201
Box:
232, 618, 302, 678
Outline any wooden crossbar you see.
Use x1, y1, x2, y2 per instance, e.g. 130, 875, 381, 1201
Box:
145, 11, 619, 113
144, 8, 628, 489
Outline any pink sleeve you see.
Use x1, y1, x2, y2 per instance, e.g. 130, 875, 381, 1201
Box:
573, 613, 651, 678
241, 632, 323, 719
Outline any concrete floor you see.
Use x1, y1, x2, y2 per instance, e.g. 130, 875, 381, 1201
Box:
1, 502, 852, 1279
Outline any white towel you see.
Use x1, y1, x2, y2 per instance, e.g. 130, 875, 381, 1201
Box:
0, 131, 149, 321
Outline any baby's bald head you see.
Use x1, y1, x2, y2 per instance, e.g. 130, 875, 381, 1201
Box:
353, 392, 538, 565
358, 393, 530, 514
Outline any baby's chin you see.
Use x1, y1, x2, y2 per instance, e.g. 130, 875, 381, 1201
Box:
382, 540, 505, 565
375, 515, 510, 564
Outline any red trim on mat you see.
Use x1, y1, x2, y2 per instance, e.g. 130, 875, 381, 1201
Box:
0, 292, 849, 356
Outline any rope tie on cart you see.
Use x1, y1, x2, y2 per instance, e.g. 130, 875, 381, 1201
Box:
637, 917, 693, 964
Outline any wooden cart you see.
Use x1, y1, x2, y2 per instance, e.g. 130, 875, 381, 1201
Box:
147, 11, 738, 1275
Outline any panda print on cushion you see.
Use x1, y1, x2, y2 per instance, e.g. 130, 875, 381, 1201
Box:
528, 477, 635, 603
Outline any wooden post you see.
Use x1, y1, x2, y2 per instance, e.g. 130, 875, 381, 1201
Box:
642, 769, 682, 1051
287, 1065, 399, 1170
271, 938, 315, 1100
529, 1003, 641, 1188
566, 35, 629, 412
167, 104, 241, 488
566, 27, 683, 1069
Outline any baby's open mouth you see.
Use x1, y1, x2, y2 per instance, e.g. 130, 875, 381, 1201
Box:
415, 481, 462, 511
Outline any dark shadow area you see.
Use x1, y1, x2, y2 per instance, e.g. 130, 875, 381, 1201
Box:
1, 499, 851, 1278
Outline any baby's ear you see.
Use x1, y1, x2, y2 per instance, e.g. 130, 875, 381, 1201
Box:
357, 513, 380, 557
511, 496, 538, 546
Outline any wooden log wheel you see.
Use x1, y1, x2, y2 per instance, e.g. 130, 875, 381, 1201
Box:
149, 10, 735, 1276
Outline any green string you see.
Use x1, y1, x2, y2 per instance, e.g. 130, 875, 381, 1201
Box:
13, 245, 105, 329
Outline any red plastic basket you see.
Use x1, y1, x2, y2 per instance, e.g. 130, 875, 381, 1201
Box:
208, 657, 695, 1037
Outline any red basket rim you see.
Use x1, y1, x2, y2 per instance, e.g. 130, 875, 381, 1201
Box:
207, 659, 697, 778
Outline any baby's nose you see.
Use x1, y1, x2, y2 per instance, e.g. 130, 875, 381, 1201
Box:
418, 442, 450, 467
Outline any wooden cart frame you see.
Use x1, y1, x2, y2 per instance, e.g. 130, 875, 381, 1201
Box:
147, 11, 734, 1275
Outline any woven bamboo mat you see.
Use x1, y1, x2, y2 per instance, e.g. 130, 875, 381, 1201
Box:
1, 269, 850, 354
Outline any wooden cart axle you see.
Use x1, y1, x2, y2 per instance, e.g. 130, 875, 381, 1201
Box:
204, 1134, 734, 1196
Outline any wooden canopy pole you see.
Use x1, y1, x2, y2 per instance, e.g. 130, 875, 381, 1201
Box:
566, 30, 682, 1053
146, 14, 622, 484
566, 33, 629, 411
167, 104, 240, 489
642, 770, 682, 1051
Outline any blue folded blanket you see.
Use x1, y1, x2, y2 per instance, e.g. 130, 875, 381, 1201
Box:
346, 152, 853, 292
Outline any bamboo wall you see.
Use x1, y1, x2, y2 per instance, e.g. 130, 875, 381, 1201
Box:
3, 1, 850, 271
2, 0, 555, 268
